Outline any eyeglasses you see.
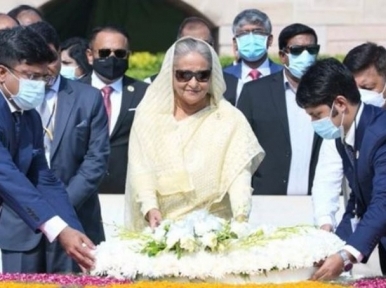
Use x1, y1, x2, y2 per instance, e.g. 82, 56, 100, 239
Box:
98, 49, 128, 59
235, 29, 269, 38
174, 70, 212, 82
5, 66, 49, 82
285, 45, 320, 56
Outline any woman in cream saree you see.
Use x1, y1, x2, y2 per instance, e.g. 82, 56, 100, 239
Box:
125, 37, 265, 231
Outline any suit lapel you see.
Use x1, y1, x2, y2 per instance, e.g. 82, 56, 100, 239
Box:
110, 76, 137, 139
16, 114, 33, 173
270, 72, 291, 143
50, 77, 75, 160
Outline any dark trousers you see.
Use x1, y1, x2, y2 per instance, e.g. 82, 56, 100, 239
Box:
379, 244, 386, 275
2, 237, 80, 273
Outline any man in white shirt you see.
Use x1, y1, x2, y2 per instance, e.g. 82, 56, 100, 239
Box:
312, 43, 386, 275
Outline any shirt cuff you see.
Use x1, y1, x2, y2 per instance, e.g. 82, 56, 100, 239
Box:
343, 245, 363, 263
317, 215, 336, 228
39, 216, 68, 243
140, 198, 159, 218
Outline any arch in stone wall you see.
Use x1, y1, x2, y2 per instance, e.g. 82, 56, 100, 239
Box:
36, 0, 218, 52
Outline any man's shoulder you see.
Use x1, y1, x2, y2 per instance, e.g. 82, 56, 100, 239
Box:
122, 75, 149, 91
244, 71, 283, 90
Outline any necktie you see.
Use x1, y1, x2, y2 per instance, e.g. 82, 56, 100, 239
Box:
12, 111, 21, 147
101, 86, 113, 129
38, 94, 55, 164
344, 144, 355, 168
249, 69, 261, 80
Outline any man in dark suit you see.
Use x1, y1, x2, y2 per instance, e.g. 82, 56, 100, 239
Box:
0, 26, 95, 272
238, 23, 321, 195
82, 25, 148, 195
0, 21, 110, 273
223, 9, 283, 104
297, 58, 386, 279
145, 17, 238, 105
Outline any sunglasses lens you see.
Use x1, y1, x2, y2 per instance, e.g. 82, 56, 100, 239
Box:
307, 45, 320, 55
175, 70, 193, 82
196, 70, 211, 82
98, 49, 111, 58
289, 46, 304, 56
114, 49, 128, 58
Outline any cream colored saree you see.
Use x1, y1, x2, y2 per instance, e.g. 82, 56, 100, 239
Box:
125, 37, 265, 231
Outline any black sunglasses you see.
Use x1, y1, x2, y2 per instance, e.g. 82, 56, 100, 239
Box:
175, 69, 211, 82
285, 45, 320, 56
98, 49, 128, 59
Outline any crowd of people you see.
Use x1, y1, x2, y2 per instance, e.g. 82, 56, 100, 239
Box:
1, 3, 386, 282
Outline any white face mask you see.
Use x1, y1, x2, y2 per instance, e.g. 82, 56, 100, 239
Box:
359, 85, 386, 107
3, 70, 45, 110
60, 65, 79, 80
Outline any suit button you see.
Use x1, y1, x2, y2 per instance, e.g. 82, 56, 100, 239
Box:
285, 151, 290, 157
283, 179, 287, 184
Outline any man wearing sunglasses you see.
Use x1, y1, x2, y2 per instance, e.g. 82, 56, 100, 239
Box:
82, 25, 148, 195
238, 23, 322, 197
223, 9, 283, 103
145, 17, 239, 106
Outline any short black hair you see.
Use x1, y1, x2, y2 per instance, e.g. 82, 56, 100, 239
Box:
343, 42, 386, 78
278, 23, 318, 51
61, 37, 92, 75
0, 26, 56, 68
28, 21, 60, 51
296, 58, 361, 108
88, 25, 130, 49
7, 5, 43, 20
177, 17, 213, 43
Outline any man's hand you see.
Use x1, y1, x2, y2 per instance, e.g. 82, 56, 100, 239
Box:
57, 226, 96, 271
311, 253, 344, 281
146, 208, 162, 229
320, 224, 334, 232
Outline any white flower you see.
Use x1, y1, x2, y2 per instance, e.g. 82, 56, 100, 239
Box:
201, 232, 217, 250
230, 221, 252, 238
180, 235, 196, 252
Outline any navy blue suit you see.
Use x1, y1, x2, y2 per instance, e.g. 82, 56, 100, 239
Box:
335, 104, 386, 272
0, 77, 109, 273
223, 58, 283, 79
0, 93, 82, 237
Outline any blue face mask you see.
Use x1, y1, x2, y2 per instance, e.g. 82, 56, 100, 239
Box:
311, 104, 344, 139
4, 71, 45, 111
60, 65, 79, 80
236, 33, 267, 62
286, 50, 316, 79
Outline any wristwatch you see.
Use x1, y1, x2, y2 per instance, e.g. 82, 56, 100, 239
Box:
337, 250, 354, 272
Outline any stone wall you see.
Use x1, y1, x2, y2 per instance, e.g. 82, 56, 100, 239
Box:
2, 0, 386, 55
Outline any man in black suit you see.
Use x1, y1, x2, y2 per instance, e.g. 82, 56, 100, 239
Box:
238, 23, 322, 195
83, 25, 148, 194
145, 17, 238, 105
0, 21, 109, 273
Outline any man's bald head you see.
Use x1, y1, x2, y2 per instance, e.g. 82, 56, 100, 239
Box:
0, 13, 18, 30
177, 17, 214, 46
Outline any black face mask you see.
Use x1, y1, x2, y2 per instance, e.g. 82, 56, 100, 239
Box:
93, 56, 128, 81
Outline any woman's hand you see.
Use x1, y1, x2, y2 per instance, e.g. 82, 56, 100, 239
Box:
146, 209, 162, 229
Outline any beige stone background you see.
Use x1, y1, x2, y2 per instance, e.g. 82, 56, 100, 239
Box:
2, 0, 386, 56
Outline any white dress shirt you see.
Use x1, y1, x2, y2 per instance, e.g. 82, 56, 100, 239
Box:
312, 139, 343, 227
284, 72, 314, 195
37, 76, 60, 165
236, 58, 271, 103
91, 71, 123, 135
1, 91, 67, 243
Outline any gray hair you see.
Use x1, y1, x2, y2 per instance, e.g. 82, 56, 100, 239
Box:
232, 9, 272, 35
173, 38, 212, 68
